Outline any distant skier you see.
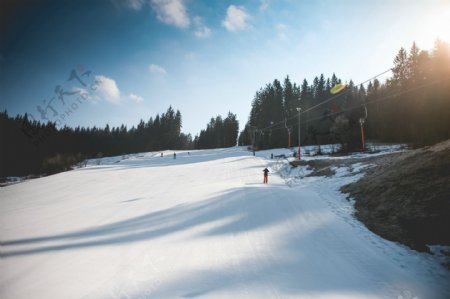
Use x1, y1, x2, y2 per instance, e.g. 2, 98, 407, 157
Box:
173, 152, 176, 159
263, 168, 269, 184
161, 153, 163, 157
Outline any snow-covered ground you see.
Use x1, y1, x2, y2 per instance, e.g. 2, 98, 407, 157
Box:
1, 146, 449, 299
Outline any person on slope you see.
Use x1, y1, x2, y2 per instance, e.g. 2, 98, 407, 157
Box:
263, 168, 269, 184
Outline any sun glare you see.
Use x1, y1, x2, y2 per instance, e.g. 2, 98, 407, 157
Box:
416, 6, 450, 49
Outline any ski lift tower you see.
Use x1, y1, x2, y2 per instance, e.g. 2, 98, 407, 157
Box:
296, 107, 301, 160
359, 104, 368, 151
284, 117, 292, 148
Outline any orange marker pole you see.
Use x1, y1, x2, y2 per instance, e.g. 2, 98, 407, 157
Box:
361, 125, 365, 150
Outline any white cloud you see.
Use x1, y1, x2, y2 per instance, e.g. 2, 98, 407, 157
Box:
95, 75, 121, 104
69, 86, 102, 104
125, 0, 146, 10
110, 0, 146, 10
129, 93, 144, 103
193, 16, 211, 38
70, 86, 91, 102
149, 64, 167, 75
259, 0, 269, 11
276, 23, 288, 41
151, 0, 190, 28
72, 86, 89, 97
195, 26, 211, 38
222, 5, 250, 32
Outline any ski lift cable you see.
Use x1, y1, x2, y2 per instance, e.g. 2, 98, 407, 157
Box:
301, 68, 393, 115
256, 67, 447, 133
281, 75, 449, 127
257, 67, 393, 132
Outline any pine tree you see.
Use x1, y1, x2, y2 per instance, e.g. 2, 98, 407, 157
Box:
390, 47, 409, 89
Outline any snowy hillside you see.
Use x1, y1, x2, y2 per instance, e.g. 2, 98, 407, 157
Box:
1, 146, 449, 299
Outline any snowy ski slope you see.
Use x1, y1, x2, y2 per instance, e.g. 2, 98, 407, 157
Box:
1, 146, 449, 298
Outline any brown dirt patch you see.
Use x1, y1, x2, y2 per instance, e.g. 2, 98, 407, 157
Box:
341, 140, 450, 252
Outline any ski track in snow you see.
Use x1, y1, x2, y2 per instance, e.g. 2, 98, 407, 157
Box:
1, 146, 449, 299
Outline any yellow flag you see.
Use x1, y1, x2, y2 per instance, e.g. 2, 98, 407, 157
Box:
330, 83, 348, 94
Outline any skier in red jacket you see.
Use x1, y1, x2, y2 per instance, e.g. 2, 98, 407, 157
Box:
263, 168, 269, 184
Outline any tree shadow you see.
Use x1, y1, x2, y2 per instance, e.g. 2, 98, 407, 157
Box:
2, 185, 446, 298
120, 197, 144, 203
1, 186, 314, 257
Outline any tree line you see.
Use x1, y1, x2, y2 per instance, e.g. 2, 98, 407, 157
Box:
193, 112, 239, 149
366, 40, 450, 146
0, 106, 191, 177
239, 39, 450, 151
0, 106, 240, 177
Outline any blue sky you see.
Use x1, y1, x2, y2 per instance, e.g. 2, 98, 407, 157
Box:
1, 0, 449, 136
